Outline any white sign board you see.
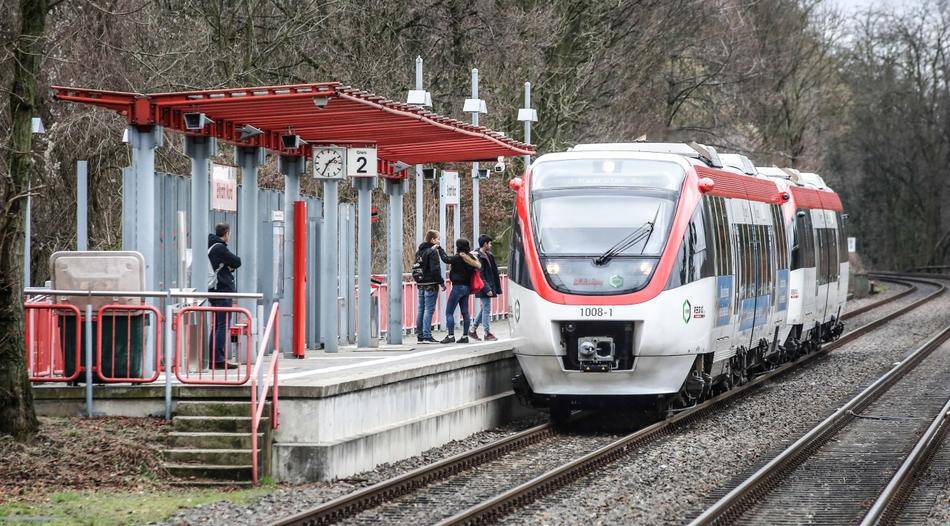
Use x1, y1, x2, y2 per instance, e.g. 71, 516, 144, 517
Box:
211, 163, 237, 211
443, 171, 460, 206
848, 237, 856, 253
347, 147, 378, 177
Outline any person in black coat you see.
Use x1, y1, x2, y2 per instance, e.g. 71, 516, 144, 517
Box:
437, 238, 481, 344
414, 230, 445, 343
207, 223, 241, 369
470, 234, 502, 341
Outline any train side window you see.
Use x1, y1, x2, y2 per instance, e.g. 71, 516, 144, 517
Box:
509, 207, 534, 290
836, 212, 848, 264
715, 197, 733, 276
689, 206, 713, 280
701, 198, 717, 277
802, 210, 816, 268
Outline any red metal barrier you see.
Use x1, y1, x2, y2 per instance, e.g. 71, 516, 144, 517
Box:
95, 304, 163, 383
251, 303, 280, 485
25, 303, 82, 382
293, 200, 307, 358
174, 305, 252, 385
371, 274, 510, 335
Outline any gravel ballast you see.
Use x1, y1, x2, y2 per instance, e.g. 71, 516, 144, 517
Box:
158, 278, 941, 526
156, 416, 544, 525
504, 281, 949, 525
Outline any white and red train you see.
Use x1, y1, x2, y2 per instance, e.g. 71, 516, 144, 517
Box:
507, 143, 848, 420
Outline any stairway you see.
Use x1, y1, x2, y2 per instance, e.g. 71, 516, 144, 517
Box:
163, 400, 271, 486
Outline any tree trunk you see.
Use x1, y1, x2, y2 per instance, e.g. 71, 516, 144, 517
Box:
0, 0, 47, 440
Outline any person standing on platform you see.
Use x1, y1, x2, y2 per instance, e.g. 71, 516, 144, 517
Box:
207, 223, 241, 369
470, 234, 501, 341
413, 230, 445, 344
437, 238, 481, 344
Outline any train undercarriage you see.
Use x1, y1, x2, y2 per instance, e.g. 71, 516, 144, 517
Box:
513, 317, 845, 424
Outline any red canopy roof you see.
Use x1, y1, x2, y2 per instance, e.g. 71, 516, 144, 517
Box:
52, 82, 534, 169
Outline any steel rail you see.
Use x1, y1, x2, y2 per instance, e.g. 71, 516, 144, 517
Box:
433, 275, 944, 526
841, 278, 916, 320
689, 302, 950, 525
268, 274, 937, 526
859, 397, 950, 526
270, 422, 555, 526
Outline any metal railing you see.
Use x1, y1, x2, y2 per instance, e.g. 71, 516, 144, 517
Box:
23, 287, 266, 419
251, 302, 280, 485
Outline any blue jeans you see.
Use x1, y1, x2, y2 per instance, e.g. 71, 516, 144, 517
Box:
208, 298, 232, 365
472, 296, 491, 332
415, 286, 438, 338
445, 284, 471, 336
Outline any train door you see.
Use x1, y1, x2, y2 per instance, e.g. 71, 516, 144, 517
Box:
749, 202, 773, 348
769, 204, 789, 345
813, 209, 832, 325
730, 198, 757, 351
823, 211, 840, 321
706, 196, 736, 360
796, 209, 817, 328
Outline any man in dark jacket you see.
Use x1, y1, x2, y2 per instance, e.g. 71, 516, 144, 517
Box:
208, 223, 241, 368
415, 230, 444, 344
470, 234, 502, 341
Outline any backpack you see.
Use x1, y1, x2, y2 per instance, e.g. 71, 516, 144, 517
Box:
470, 266, 485, 295
207, 243, 224, 290
411, 248, 431, 284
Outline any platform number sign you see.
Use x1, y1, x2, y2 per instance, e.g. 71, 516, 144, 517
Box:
347, 147, 377, 177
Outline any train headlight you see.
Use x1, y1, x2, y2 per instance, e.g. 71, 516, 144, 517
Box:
639, 261, 653, 275
546, 262, 561, 275
602, 160, 616, 174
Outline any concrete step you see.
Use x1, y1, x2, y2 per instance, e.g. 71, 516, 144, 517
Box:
168, 431, 263, 450
172, 415, 268, 433
164, 463, 253, 481
170, 479, 253, 488
164, 448, 260, 466
176, 400, 270, 417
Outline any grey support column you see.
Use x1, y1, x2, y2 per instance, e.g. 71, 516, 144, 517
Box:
184, 135, 216, 292
237, 147, 265, 318
415, 166, 423, 247
128, 126, 163, 290
354, 176, 377, 348
279, 154, 304, 351
321, 179, 340, 352
384, 178, 407, 344
76, 161, 88, 251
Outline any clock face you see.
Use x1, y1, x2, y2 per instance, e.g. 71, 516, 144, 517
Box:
314, 148, 343, 179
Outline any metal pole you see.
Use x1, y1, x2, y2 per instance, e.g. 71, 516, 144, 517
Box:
24, 181, 31, 286
471, 68, 480, 243
354, 177, 376, 348
279, 154, 301, 353
385, 179, 406, 344
183, 135, 215, 292
176, 211, 187, 287
237, 147, 264, 302
345, 204, 356, 344
85, 303, 93, 417
164, 303, 173, 420
523, 82, 533, 169
321, 179, 340, 352
76, 160, 88, 251
414, 56, 425, 248
129, 126, 163, 290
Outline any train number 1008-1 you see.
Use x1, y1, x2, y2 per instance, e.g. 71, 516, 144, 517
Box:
579, 307, 613, 317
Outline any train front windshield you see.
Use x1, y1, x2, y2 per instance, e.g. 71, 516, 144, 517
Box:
530, 158, 684, 295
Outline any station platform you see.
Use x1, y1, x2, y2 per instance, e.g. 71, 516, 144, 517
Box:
32, 324, 530, 482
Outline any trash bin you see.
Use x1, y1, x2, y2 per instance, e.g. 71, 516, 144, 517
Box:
61, 312, 148, 382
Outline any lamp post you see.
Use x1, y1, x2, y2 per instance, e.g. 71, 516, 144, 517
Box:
517, 82, 538, 170
463, 69, 487, 243
407, 56, 432, 248
23, 117, 44, 287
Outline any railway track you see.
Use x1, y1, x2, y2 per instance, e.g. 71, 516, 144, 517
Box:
271, 274, 941, 526
689, 320, 950, 525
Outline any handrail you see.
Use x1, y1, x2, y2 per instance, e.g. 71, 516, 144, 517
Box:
24, 287, 263, 300
250, 302, 280, 485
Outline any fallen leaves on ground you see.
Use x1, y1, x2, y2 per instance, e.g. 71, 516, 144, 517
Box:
0, 416, 170, 504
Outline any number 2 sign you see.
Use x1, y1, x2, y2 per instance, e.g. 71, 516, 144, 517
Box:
347, 147, 377, 177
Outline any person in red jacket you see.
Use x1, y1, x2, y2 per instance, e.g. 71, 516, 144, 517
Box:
436, 238, 481, 344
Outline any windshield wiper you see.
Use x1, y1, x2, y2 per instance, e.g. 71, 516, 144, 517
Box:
595, 221, 654, 265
